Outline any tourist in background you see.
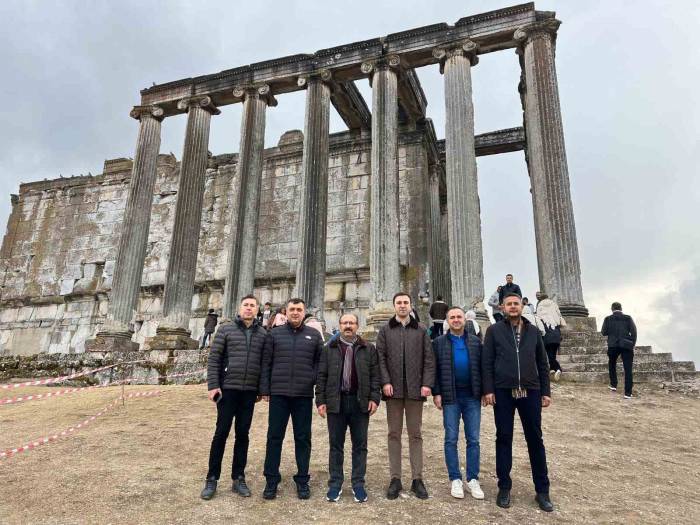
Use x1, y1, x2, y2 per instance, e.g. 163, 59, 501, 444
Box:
482, 293, 554, 512
303, 308, 326, 341
601, 302, 637, 399
316, 313, 381, 503
536, 293, 566, 382
432, 307, 485, 500
498, 274, 522, 304
200, 308, 219, 349
522, 297, 535, 315
270, 306, 287, 328
377, 292, 435, 500
429, 295, 449, 339
260, 302, 273, 329
464, 309, 482, 342
201, 295, 266, 500
260, 298, 324, 500
488, 286, 503, 322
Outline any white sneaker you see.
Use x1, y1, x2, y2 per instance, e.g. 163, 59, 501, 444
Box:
608, 385, 617, 391
466, 479, 484, 500
554, 369, 562, 382
450, 479, 464, 499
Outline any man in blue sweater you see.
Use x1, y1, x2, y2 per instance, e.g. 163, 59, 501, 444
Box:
432, 306, 484, 500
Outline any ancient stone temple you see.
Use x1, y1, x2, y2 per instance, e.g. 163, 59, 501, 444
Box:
0, 3, 696, 382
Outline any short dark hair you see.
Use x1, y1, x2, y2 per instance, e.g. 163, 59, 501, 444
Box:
523, 297, 529, 303
339, 313, 359, 324
503, 292, 522, 302
287, 297, 306, 307
240, 294, 258, 304
506, 273, 513, 278
436, 295, 443, 301
208, 308, 215, 313
446, 306, 465, 315
611, 302, 622, 311
264, 301, 272, 306
393, 292, 411, 304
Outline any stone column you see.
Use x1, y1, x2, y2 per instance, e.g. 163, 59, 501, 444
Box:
361, 56, 401, 329
157, 96, 219, 340
222, 85, 275, 318
427, 162, 444, 301
86, 105, 163, 354
515, 20, 588, 317
294, 72, 332, 319
434, 41, 486, 317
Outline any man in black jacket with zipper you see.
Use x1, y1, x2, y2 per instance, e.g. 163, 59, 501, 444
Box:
201, 294, 267, 500
260, 298, 324, 500
316, 313, 381, 503
601, 302, 637, 398
482, 293, 553, 512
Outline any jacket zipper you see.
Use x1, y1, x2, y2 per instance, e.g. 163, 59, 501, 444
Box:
513, 323, 522, 391
242, 326, 252, 388
290, 327, 297, 392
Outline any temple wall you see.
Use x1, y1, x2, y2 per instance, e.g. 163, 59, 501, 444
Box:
0, 127, 432, 355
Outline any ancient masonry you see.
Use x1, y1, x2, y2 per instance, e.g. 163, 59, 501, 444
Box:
0, 3, 696, 383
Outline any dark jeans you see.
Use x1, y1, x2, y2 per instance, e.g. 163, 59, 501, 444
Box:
432, 322, 444, 339
327, 393, 369, 489
206, 389, 257, 480
493, 388, 550, 494
546, 343, 561, 372
608, 346, 634, 396
201, 331, 214, 348
263, 395, 313, 484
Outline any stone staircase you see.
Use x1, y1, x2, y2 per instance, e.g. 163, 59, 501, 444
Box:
559, 324, 699, 384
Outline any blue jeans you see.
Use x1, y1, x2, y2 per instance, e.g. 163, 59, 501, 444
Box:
442, 388, 481, 481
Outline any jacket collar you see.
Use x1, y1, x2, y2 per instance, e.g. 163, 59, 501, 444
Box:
235, 315, 259, 329
388, 315, 420, 329
328, 335, 367, 350
285, 321, 306, 333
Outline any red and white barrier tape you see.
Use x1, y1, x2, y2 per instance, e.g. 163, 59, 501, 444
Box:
0, 390, 162, 459
0, 359, 148, 390
0, 368, 205, 406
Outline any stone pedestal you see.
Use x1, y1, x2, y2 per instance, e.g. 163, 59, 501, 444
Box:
84, 333, 139, 354
361, 302, 395, 342
516, 20, 588, 317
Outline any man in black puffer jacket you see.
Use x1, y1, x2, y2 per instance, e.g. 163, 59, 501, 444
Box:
260, 298, 323, 500
601, 302, 637, 398
482, 293, 553, 513
201, 294, 267, 501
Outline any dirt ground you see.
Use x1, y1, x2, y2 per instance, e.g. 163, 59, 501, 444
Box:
1, 382, 698, 525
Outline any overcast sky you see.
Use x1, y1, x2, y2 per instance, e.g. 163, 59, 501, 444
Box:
1, 1, 698, 363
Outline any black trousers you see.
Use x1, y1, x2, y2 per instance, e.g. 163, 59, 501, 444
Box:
608, 346, 634, 396
545, 343, 561, 372
493, 388, 550, 494
206, 389, 257, 480
263, 395, 313, 484
327, 393, 369, 489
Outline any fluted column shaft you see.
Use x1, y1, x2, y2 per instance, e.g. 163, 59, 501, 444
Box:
295, 75, 331, 317
103, 106, 164, 335
427, 163, 445, 301
222, 86, 271, 317
516, 20, 587, 316
437, 42, 485, 312
160, 96, 219, 332
366, 59, 401, 307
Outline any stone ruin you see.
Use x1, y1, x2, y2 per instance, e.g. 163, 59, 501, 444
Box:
0, 3, 696, 384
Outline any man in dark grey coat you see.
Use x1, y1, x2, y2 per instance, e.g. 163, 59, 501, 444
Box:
316, 313, 381, 503
601, 302, 637, 398
260, 298, 323, 500
201, 295, 266, 500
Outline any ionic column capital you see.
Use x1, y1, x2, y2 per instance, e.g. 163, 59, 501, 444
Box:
361, 55, 401, 87
232, 84, 278, 107
297, 69, 333, 88
176, 95, 221, 115
514, 18, 561, 48
432, 40, 479, 73
129, 105, 165, 121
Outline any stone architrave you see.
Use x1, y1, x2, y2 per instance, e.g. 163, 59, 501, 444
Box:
294, 72, 332, 318
515, 20, 588, 317
222, 85, 276, 319
362, 56, 402, 329
157, 95, 220, 341
86, 105, 164, 354
434, 41, 486, 317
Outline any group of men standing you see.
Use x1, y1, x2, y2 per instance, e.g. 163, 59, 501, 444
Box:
200, 290, 555, 512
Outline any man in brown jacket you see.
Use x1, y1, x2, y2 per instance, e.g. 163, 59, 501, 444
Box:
377, 292, 435, 500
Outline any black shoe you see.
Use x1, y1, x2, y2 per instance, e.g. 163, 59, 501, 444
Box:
535, 492, 554, 512
410, 479, 428, 500
386, 478, 402, 500
200, 477, 217, 500
232, 476, 251, 497
496, 488, 511, 508
262, 481, 278, 500
296, 481, 311, 500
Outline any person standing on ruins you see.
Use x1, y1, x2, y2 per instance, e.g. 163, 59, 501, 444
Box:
315, 313, 381, 503
200, 308, 219, 349
488, 286, 504, 322
260, 298, 324, 500
429, 295, 449, 339
498, 274, 522, 304
377, 292, 435, 500
601, 302, 637, 398
536, 293, 567, 382
432, 306, 485, 500
482, 293, 554, 512
201, 295, 266, 500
